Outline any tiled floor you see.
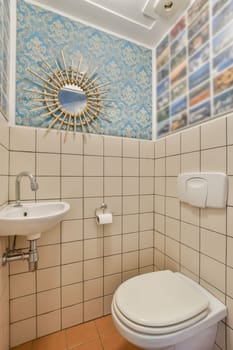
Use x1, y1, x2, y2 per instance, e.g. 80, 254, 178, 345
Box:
11, 315, 141, 350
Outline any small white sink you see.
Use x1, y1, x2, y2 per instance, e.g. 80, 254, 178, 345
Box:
0, 201, 70, 240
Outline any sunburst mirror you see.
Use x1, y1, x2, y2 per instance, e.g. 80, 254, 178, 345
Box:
25, 50, 113, 141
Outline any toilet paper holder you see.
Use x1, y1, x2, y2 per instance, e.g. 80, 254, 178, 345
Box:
95, 203, 113, 225
95, 203, 107, 215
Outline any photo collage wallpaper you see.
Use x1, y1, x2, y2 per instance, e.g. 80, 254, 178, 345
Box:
156, 0, 233, 137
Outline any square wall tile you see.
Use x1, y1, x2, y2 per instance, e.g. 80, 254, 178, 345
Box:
123, 195, 139, 215
84, 278, 103, 301
37, 266, 60, 292
104, 235, 122, 256
104, 177, 122, 196
227, 114, 233, 145
200, 228, 226, 264
123, 138, 139, 158
104, 254, 121, 275
166, 177, 178, 198
62, 199, 83, 220
0, 125, 9, 148
181, 222, 199, 250
154, 138, 165, 158
104, 136, 122, 157
61, 220, 83, 242
181, 152, 200, 172
155, 158, 165, 177
104, 196, 122, 216
10, 294, 36, 323
200, 254, 225, 292
36, 129, 60, 153
61, 177, 83, 198
61, 154, 83, 176
36, 153, 60, 176
166, 155, 180, 176
10, 151, 35, 176
140, 177, 154, 195
84, 258, 103, 280
61, 262, 83, 286
62, 283, 83, 307
166, 217, 180, 241
104, 273, 121, 295
140, 213, 153, 231
123, 214, 139, 233
123, 232, 138, 252
140, 159, 154, 177
62, 241, 83, 264
123, 177, 139, 195
84, 238, 103, 260
166, 133, 180, 156
201, 117, 226, 149
10, 126, 35, 152
62, 303, 83, 329
139, 230, 153, 249
61, 132, 83, 154
37, 244, 60, 269
139, 248, 153, 267
123, 158, 139, 177
10, 317, 36, 348
140, 195, 153, 213
122, 251, 139, 271
84, 298, 103, 322
200, 208, 226, 235
84, 218, 104, 239
84, 134, 103, 156
84, 177, 103, 197
10, 273, 36, 299
37, 310, 61, 338
104, 215, 122, 237
104, 157, 122, 176
201, 147, 226, 172
181, 126, 200, 153
84, 156, 103, 176
37, 288, 61, 315
166, 197, 180, 220
0, 145, 8, 175
140, 140, 154, 158
36, 177, 60, 200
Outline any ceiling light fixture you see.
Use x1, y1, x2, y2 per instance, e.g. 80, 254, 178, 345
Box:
164, 1, 173, 11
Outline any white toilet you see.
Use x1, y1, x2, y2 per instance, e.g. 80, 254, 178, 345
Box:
111, 270, 227, 350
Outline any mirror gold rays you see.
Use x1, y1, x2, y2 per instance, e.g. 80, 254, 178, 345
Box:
25, 50, 113, 141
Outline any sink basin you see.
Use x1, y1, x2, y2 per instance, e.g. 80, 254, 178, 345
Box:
0, 201, 70, 240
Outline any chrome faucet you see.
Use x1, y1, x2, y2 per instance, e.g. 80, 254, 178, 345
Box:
15, 171, 39, 207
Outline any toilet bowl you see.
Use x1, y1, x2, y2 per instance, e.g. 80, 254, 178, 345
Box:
111, 270, 227, 350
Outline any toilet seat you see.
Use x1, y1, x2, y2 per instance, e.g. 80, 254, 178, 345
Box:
113, 270, 209, 335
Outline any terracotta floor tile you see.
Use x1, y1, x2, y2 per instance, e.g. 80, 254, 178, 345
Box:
72, 338, 103, 350
95, 315, 116, 336
100, 330, 129, 350
32, 331, 66, 350
66, 321, 99, 349
11, 342, 33, 350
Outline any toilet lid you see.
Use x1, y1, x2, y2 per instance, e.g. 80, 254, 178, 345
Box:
115, 270, 209, 328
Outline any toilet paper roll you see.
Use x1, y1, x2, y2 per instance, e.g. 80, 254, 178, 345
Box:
96, 213, 113, 225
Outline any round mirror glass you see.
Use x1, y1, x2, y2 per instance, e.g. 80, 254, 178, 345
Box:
58, 84, 87, 114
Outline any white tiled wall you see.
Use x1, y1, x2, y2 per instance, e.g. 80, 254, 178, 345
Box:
154, 115, 233, 350
0, 112, 9, 350
8, 126, 154, 347
4, 115, 233, 349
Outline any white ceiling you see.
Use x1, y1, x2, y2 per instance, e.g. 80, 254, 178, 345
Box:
29, 0, 192, 48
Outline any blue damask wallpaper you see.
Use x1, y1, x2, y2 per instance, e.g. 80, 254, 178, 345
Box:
16, 0, 152, 139
0, 0, 10, 119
